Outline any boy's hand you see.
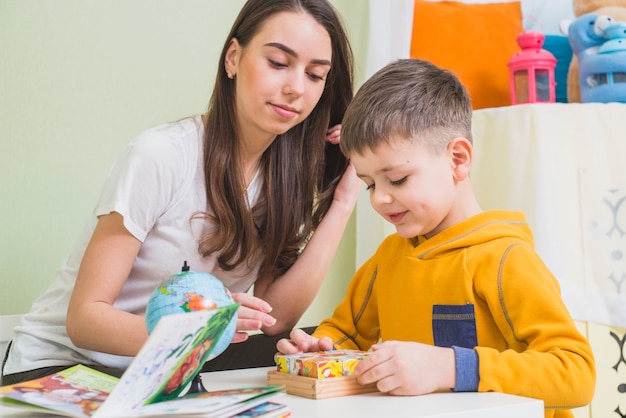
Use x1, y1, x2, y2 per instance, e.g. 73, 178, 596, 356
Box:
276, 328, 334, 354
354, 341, 455, 396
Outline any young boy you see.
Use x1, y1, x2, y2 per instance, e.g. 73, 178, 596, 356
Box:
276, 59, 595, 417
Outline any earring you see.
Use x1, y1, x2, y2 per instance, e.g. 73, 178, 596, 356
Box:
226, 70, 234, 79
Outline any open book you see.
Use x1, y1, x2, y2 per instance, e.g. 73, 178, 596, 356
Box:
0, 306, 287, 417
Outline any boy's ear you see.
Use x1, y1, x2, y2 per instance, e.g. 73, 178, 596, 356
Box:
448, 137, 472, 182
224, 38, 240, 77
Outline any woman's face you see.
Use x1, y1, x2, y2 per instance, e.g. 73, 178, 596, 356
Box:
225, 11, 332, 147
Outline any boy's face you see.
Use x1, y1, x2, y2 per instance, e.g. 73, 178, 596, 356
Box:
350, 135, 463, 239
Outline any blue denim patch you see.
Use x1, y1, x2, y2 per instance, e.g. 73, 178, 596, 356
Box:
432, 304, 478, 349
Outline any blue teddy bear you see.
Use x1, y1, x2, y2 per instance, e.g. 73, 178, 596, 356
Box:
566, 13, 626, 103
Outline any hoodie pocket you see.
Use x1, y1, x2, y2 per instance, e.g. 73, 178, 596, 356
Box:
432, 304, 478, 349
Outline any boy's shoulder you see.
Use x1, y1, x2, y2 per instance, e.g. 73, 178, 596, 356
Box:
371, 233, 413, 263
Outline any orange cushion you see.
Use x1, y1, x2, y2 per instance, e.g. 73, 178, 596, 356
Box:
410, 0, 523, 109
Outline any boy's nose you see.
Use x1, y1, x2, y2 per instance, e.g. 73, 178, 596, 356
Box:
371, 188, 393, 206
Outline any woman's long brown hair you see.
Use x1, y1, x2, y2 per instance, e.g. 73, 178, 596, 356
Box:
195, 0, 354, 281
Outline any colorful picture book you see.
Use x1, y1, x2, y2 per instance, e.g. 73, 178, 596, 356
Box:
1, 306, 286, 417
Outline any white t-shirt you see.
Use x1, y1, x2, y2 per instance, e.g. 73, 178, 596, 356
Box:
4, 116, 261, 374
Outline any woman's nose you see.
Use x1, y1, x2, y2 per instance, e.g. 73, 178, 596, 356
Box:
283, 71, 305, 97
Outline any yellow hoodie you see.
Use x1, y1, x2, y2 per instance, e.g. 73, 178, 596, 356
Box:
314, 210, 595, 418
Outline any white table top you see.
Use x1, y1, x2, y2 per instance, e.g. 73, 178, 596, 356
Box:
0, 366, 544, 417
199, 367, 543, 418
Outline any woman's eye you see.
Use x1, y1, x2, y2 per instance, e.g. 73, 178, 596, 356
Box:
269, 59, 287, 69
390, 177, 407, 186
308, 72, 326, 81
365, 183, 375, 191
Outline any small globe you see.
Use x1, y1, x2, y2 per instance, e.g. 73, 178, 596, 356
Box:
145, 266, 237, 360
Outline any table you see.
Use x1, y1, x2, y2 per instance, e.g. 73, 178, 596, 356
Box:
0, 366, 543, 417
199, 367, 543, 417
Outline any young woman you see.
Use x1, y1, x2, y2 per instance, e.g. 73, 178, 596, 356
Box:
2, 0, 359, 384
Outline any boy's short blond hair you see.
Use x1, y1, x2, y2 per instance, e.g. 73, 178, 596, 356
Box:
340, 59, 473, 157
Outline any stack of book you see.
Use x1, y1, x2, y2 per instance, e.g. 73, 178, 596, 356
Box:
1, 307, 288, 418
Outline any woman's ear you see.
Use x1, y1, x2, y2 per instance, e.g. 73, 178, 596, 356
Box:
448, 137, 473, 182
224, 38, 241, 78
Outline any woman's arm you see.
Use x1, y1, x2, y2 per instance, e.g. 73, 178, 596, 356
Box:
66, 211, 147, 356
254, 162, 361, 335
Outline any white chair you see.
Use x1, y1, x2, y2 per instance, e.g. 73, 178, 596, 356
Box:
0, 314, 23, 366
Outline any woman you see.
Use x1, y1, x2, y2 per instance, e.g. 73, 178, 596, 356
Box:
2, 0, 358, 384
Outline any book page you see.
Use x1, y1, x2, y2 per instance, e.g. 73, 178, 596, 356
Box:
96, 305, 238, 417
130, 386, 285, 417
0, 365, 119, 418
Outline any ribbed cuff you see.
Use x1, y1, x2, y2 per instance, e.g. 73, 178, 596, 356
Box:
452, 345, 479, 392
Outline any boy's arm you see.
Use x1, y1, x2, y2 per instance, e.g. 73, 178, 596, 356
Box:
475, 244, 595, 408
312, 257, 382, 350
451, 346, 479, 392
276, 251, 382, 356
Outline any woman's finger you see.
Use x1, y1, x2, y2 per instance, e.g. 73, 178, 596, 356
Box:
326, 124, 341, 144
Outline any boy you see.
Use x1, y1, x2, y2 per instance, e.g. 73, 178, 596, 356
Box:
276, 59, 595, 418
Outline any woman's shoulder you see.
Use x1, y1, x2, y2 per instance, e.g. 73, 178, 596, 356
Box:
96, 116, 205, 236
130, 115, 204, 158
113, 116, 205, 181
104, 115, 204, 200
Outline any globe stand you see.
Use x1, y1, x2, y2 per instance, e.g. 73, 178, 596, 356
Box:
187, 373, 207, 394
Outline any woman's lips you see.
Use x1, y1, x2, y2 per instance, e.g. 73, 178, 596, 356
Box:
271, 103, 298, 119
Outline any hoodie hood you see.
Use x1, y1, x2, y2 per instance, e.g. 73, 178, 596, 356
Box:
408, 210, 534, 260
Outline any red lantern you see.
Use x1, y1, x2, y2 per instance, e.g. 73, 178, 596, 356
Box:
508, 31, 557, 104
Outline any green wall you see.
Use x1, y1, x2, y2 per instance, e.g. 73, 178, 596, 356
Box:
0, 0, 369, 327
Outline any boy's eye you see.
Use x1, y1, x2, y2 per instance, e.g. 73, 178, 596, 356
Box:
390, 176, 407, 186
365, 183, 375, 191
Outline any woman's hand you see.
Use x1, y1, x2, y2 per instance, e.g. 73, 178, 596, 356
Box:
326, 124, 341, 145
325, 124, 361, 211
332, 161, 361, 213
230, 292, 277, 343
